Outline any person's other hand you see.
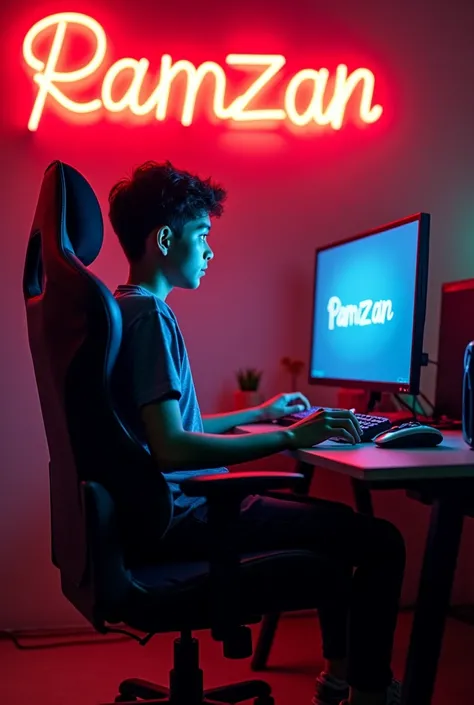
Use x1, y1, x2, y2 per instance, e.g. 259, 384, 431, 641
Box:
259, 392, 311, 421
287, 407, 362, 448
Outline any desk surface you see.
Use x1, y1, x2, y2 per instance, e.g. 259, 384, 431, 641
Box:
234, 425, 474, 482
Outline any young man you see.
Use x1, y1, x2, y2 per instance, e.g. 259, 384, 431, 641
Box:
109, 161, 405, 705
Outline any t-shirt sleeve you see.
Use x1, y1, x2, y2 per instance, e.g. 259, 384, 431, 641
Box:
121, 310, 182, 409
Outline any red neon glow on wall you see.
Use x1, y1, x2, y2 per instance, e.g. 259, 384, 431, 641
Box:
22, 12, 384, 132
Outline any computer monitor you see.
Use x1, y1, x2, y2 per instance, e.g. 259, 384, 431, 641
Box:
309, 213, 430, 395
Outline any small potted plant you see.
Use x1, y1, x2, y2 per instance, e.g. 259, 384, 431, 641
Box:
281, 356, 305, 392
234, 368, 264, 410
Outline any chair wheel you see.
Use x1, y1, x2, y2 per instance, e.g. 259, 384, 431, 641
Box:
115, 696, 137, 702
254, 698, 274, 705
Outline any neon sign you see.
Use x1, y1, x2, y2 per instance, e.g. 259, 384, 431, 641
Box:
22, 12, 383, 132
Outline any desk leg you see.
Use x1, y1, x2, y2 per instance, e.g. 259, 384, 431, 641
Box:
294, 460, 315, 496
351, 478, 374, 516
251, 612, 281, 671
251, 461, 315, 671
401, 499, 465, 705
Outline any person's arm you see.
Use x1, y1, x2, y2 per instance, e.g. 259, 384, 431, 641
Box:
142, 399, 293, 470
202, 406, 265, 434
202, 392, 313, 433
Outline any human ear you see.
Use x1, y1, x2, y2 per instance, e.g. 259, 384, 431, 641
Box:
156, 225, 172, 255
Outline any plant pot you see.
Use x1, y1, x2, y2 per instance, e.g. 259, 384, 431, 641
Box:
233, 390, 264, 410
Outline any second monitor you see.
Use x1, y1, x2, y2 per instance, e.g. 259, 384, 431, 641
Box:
309, 212, 430, 395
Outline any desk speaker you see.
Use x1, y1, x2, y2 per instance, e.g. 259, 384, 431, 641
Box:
435, 278, 474, 422
463, 341, 474, 448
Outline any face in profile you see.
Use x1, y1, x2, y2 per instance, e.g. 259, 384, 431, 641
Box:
157, 214, 214, 289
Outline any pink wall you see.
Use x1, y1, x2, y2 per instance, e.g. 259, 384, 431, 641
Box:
1, 0, 474, 629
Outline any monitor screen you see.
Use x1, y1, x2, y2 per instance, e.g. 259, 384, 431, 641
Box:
309, 213, 430, 394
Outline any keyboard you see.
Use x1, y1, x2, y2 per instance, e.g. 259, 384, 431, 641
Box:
278, 407, 392, 443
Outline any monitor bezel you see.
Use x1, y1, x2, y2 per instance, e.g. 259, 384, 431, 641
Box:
308, 212, 430, 395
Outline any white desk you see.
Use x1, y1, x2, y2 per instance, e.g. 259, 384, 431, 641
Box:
235, 424, 474, 705
235, 426, 474, 482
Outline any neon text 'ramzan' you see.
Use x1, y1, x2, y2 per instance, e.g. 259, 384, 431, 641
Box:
22, 12, 384, 131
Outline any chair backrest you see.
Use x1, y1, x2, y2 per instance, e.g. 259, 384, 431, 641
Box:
23, 161, 172, 590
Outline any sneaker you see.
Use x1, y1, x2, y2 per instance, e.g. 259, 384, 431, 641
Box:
314, 675, 402, 705
312, 672, 349, 705
337, 678, 402, 705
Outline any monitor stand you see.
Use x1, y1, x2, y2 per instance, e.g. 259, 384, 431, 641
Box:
367, 391, 381, 413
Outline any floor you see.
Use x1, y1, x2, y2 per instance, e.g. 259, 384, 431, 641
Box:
2, 610, 474, 704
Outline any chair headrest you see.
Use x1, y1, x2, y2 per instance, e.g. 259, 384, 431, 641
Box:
48, 160, 104, 266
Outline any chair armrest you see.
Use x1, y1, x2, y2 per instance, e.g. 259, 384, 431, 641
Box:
180, 471, 304, 499
177, 471, 304, 659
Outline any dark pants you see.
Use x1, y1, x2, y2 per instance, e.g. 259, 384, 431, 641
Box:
161, 494, 406, 692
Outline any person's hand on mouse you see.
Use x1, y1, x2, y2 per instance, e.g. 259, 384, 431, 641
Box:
258, 392, 311, 421
287, 407, 362, 448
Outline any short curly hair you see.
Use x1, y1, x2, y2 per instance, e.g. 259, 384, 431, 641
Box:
108, 160, 227, 262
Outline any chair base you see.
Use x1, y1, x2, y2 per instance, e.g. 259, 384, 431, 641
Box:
109, 677, 273, 704
101, 634, 274, 705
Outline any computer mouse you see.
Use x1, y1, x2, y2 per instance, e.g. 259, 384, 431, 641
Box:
373, 423, 443, 448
